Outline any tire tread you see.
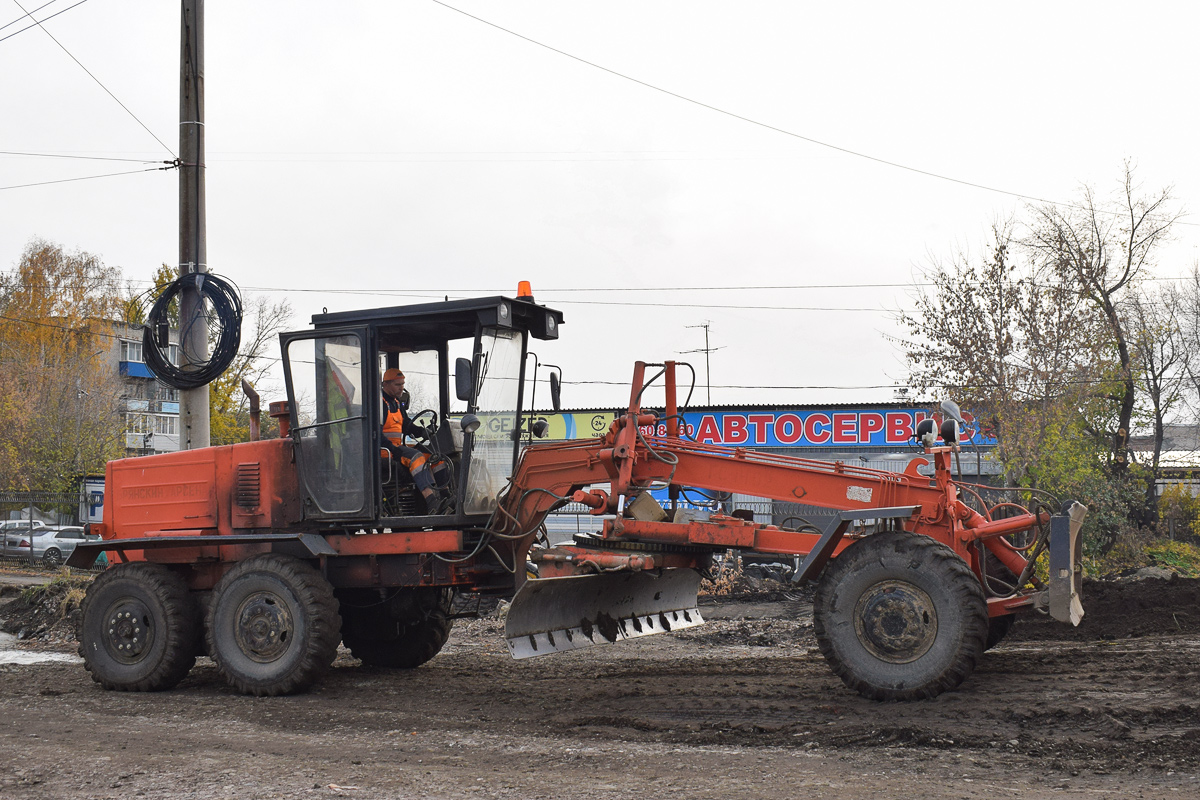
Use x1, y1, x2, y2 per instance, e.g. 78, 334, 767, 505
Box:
813, 532, 988, 701
205, 555, 341, 696
78, 562, 200, 692
341, 588, 452, 668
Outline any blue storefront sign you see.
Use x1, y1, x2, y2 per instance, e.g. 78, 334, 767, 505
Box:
635, 409, 995, 448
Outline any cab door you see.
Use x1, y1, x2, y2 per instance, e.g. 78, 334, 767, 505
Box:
280, 327, 376, 521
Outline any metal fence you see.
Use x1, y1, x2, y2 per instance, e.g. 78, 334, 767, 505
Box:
0, 489, 101, 571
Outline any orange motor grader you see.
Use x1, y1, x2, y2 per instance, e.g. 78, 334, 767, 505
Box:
73, 290, 1085, 700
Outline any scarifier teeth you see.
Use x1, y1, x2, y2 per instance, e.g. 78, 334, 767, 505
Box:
506, 606, 704, 660
504, 569, 706, 660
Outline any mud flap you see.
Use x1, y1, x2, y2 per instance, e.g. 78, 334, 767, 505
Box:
1049, 501, 1087, 625
504, 570, 704, 660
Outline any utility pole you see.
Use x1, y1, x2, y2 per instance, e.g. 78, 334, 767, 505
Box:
681, 322, 724, 405
178, 0, 209, 449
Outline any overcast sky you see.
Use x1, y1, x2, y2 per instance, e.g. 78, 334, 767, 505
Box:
2, 1, 1197, 410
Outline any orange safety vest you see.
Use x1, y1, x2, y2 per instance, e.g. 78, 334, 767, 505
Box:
381, 395, 428, 471
383, 396, 407, 447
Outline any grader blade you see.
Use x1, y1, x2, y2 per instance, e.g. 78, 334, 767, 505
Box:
505, 569, 704, 659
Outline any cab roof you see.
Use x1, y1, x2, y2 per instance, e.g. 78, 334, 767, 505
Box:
311, 295, 563, 343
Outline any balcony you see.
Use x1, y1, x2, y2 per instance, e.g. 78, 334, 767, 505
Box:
122, 399, 180, 413
119, 361, 155, 379
125, 432, 151, 449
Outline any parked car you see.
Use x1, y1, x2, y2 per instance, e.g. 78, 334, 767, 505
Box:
2, 521, 46, 555
32, 526, 102, 567
1, 532, 35, 558
0, 519, 46, 534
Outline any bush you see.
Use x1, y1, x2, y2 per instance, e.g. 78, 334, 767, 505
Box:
1158, 482, 1200, 542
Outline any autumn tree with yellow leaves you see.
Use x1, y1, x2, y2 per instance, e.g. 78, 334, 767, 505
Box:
0, 239, 127, 491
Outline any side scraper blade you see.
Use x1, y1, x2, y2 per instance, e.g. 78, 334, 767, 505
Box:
1049, 501, 1087, 625
505, 569, 704, 660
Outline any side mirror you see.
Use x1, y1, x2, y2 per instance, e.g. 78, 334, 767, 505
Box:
549, 371, 561, 412
531, 419, 550, 439
455, 357, 473, 402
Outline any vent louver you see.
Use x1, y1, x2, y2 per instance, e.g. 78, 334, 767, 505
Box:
236, 463, 261, 509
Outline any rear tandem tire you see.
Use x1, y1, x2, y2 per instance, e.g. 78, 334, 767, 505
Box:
206, 555, 341, 696
340, 587, 453, 668
78, 562, 201, 691
813, 531, 989, 701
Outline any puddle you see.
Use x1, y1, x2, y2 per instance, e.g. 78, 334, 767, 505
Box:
0, 632, 82, 665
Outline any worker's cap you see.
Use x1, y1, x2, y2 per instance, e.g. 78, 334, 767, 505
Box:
383, 368, 405, 382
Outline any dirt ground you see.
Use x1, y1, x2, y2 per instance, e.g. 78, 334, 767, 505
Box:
1, 574, 1198, 799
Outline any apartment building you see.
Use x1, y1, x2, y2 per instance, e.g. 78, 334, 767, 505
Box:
110, 323, 181, 456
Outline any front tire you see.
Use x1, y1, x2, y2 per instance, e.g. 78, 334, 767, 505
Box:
814, 532, 988, 701
78, 563, 201, 691
339, 587, 452, 668
206, 555, 341, 696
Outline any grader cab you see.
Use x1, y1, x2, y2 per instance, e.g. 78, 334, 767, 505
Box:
74, 290, 1085, 701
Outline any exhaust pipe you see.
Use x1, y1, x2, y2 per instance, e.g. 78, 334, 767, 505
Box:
241, 379, 261, 441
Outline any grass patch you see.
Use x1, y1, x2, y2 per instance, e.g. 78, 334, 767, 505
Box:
1144, 540, 1200, 578
19, 575, 93, 620
1085, 531, 1200, 578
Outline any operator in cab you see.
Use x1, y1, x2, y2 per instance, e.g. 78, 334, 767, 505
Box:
381, 368, 453, 515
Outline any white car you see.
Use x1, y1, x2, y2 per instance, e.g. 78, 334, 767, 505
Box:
33, 527, 101, 567
2, 521, 49, 559
1, 519, 46, 533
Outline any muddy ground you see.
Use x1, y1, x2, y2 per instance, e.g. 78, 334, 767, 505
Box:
0, 574, 1198, 799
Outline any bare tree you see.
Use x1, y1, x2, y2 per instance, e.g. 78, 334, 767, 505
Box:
897, 221, 1107, 487
1129, 287, 1189, 526
1176, 264, 1200, 410
209, 295, 294, 446
898, 165, 1182, 549
1023, 163, 1182, 472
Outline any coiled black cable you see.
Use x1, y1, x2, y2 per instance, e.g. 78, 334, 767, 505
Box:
142, 272, 242, 389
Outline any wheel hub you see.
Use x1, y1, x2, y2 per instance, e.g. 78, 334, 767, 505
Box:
234, 591, 293, 662
103, 600, 153, 662
853, 580, 938, 664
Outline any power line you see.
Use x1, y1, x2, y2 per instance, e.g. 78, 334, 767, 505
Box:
0, 0, 84, 43
0, 312, 124, 340
9, 0, 175, 158
0, 164, 172, 191
558, 298, 895, 312
430, 0, 1196, 228
564, 377, 1139, 392
8, 272, 1200, 297
0, 150, 170, 165
0, 0, 55, 33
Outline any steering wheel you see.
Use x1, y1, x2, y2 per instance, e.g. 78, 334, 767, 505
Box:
411, 409, 438, 440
